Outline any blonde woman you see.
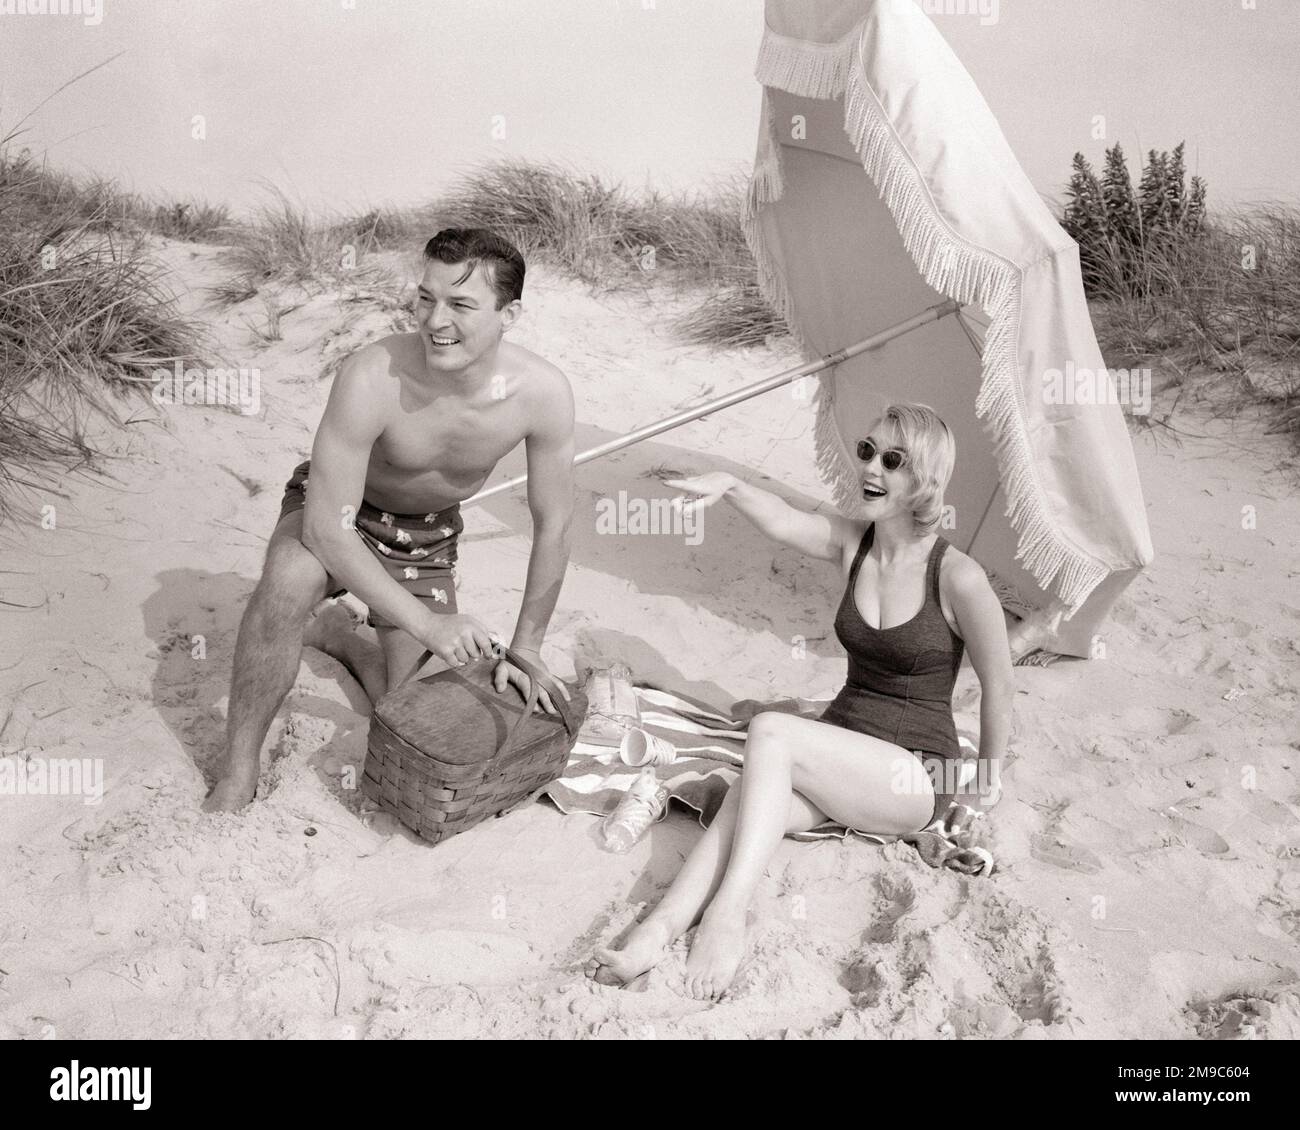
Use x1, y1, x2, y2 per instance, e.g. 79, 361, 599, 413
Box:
593, 403, 1014, 999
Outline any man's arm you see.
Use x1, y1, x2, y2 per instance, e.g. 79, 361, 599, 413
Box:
301, 348, 493, 665
494, 366, 576, 708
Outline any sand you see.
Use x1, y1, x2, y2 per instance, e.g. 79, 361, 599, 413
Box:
2, 241, 1298, 1040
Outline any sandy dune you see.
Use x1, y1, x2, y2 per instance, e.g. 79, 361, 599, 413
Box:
2, 242, 1297, 1039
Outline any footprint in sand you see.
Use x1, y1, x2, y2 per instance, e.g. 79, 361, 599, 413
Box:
861, 873, 916, 944
1029, 832, 1103, 874
1164, 709, 1198, 736
1239, 793, 1297, 828
1011, 947, 1072, 1026
1186, 989, 1300, 1039
1165, 811, 1231, 856
837, 958, 884, 1006
949, 999, 1022, 1038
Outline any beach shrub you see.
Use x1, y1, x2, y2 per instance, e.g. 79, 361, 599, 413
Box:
1089, 205, 1300, 437
414, 159, 783, 343
417, 159, 754, 285
213, 187, 394, 303
1064, 142, 1208, 300
0, 147, 229, 243
1063, 147, 1299, 440
676, 279, 787, 349
208, 158, 785, 341
0, 143, 206, 522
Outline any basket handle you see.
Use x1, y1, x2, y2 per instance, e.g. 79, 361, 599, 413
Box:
400, 645, 582, 752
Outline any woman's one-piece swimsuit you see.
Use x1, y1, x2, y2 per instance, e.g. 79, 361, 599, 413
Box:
819, 524, 967, 829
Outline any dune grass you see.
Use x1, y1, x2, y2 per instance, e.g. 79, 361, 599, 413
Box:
423, 160, 755, 287
1061, 143, 1297, 435
425, 161, 782, 342
207, 160, 781, 345
211, 187, 398, 303
0, 142, 207, 522
4, 137, 1295, 528
0, 147, 230, 243
1089, 207, 1299, 363
1087, 206, 1300, 436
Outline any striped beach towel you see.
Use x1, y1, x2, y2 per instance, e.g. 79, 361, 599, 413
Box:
544, 685, 997, 876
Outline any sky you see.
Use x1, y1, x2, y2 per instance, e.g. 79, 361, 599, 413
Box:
1, 0, 1296, 216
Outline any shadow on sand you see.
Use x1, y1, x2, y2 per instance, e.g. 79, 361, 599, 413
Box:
141, 421, 847, 799
140, 567, 371, 793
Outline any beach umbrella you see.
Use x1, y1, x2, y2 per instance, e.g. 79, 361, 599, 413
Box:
473, 0, 1153, 657
744, 0, 1153, 656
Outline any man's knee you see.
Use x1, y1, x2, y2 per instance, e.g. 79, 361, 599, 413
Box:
254, 534, 328, 621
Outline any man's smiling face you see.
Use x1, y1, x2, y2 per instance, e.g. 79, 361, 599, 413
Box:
415, 259, 517, 372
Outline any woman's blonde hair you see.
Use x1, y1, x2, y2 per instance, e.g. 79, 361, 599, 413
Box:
872, 403, 956, 536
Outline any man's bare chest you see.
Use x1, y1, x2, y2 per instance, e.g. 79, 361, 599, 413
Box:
373, 397, 527, 474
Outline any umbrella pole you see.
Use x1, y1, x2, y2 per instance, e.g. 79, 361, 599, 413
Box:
466, 298, 961, 507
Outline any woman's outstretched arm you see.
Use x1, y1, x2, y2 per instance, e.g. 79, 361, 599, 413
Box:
665, 471, 860, 562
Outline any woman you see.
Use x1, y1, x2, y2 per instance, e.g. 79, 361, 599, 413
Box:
592, 403, 1014, 999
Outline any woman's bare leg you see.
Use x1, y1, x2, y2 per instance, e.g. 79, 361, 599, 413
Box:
594, 712, 934, 995
682, 710, 934, 998
592, 781, 825, 984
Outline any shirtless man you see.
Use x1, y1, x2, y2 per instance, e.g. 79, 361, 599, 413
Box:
203, 228, 575, 813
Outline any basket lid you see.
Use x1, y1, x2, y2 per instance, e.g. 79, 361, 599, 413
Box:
372, 664, 585, 765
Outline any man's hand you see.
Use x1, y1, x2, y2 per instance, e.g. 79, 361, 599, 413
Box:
493, 646, 571, 716
417, 613, 497, 668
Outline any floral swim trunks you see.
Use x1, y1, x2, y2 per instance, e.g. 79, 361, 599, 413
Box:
278, 459, 462, 630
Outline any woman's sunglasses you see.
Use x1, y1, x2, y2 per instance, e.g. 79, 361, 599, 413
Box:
856, 438, 908, 472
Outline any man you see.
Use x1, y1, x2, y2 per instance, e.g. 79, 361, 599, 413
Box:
203, 228, 575, 812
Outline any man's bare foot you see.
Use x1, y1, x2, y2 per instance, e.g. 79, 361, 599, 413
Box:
201, 770, 258, 813
303, 602, 388, 703
590, 917, 675, 986
683, 904, 748, 1001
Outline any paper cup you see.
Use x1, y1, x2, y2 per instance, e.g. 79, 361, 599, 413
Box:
619, 728, 677, 767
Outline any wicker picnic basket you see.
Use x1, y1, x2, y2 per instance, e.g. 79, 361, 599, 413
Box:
361, 646, 587, 844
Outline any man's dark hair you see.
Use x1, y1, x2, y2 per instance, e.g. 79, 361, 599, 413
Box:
422, 228, 525, 309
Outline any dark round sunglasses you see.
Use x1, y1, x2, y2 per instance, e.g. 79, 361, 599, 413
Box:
856, 438, 908, 471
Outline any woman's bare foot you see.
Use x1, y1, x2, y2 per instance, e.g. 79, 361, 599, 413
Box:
590, 917, 675, 986
303, 602, 388, 703
684, 903, 748, 1000
201, 768, 258, 813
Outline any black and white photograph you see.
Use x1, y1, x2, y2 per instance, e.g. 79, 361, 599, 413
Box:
2, 0, 1297, 1061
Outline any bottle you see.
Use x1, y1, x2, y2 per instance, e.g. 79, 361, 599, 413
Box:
602, 767, 669, 853
579, 662, 641, 747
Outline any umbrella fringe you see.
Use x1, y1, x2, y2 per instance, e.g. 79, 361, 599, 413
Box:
754, 25, 856, 100
846, 64, 1110, 611
744, 20, 1110, 614
748, 92, 785, 212
742, 93, 809, 359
